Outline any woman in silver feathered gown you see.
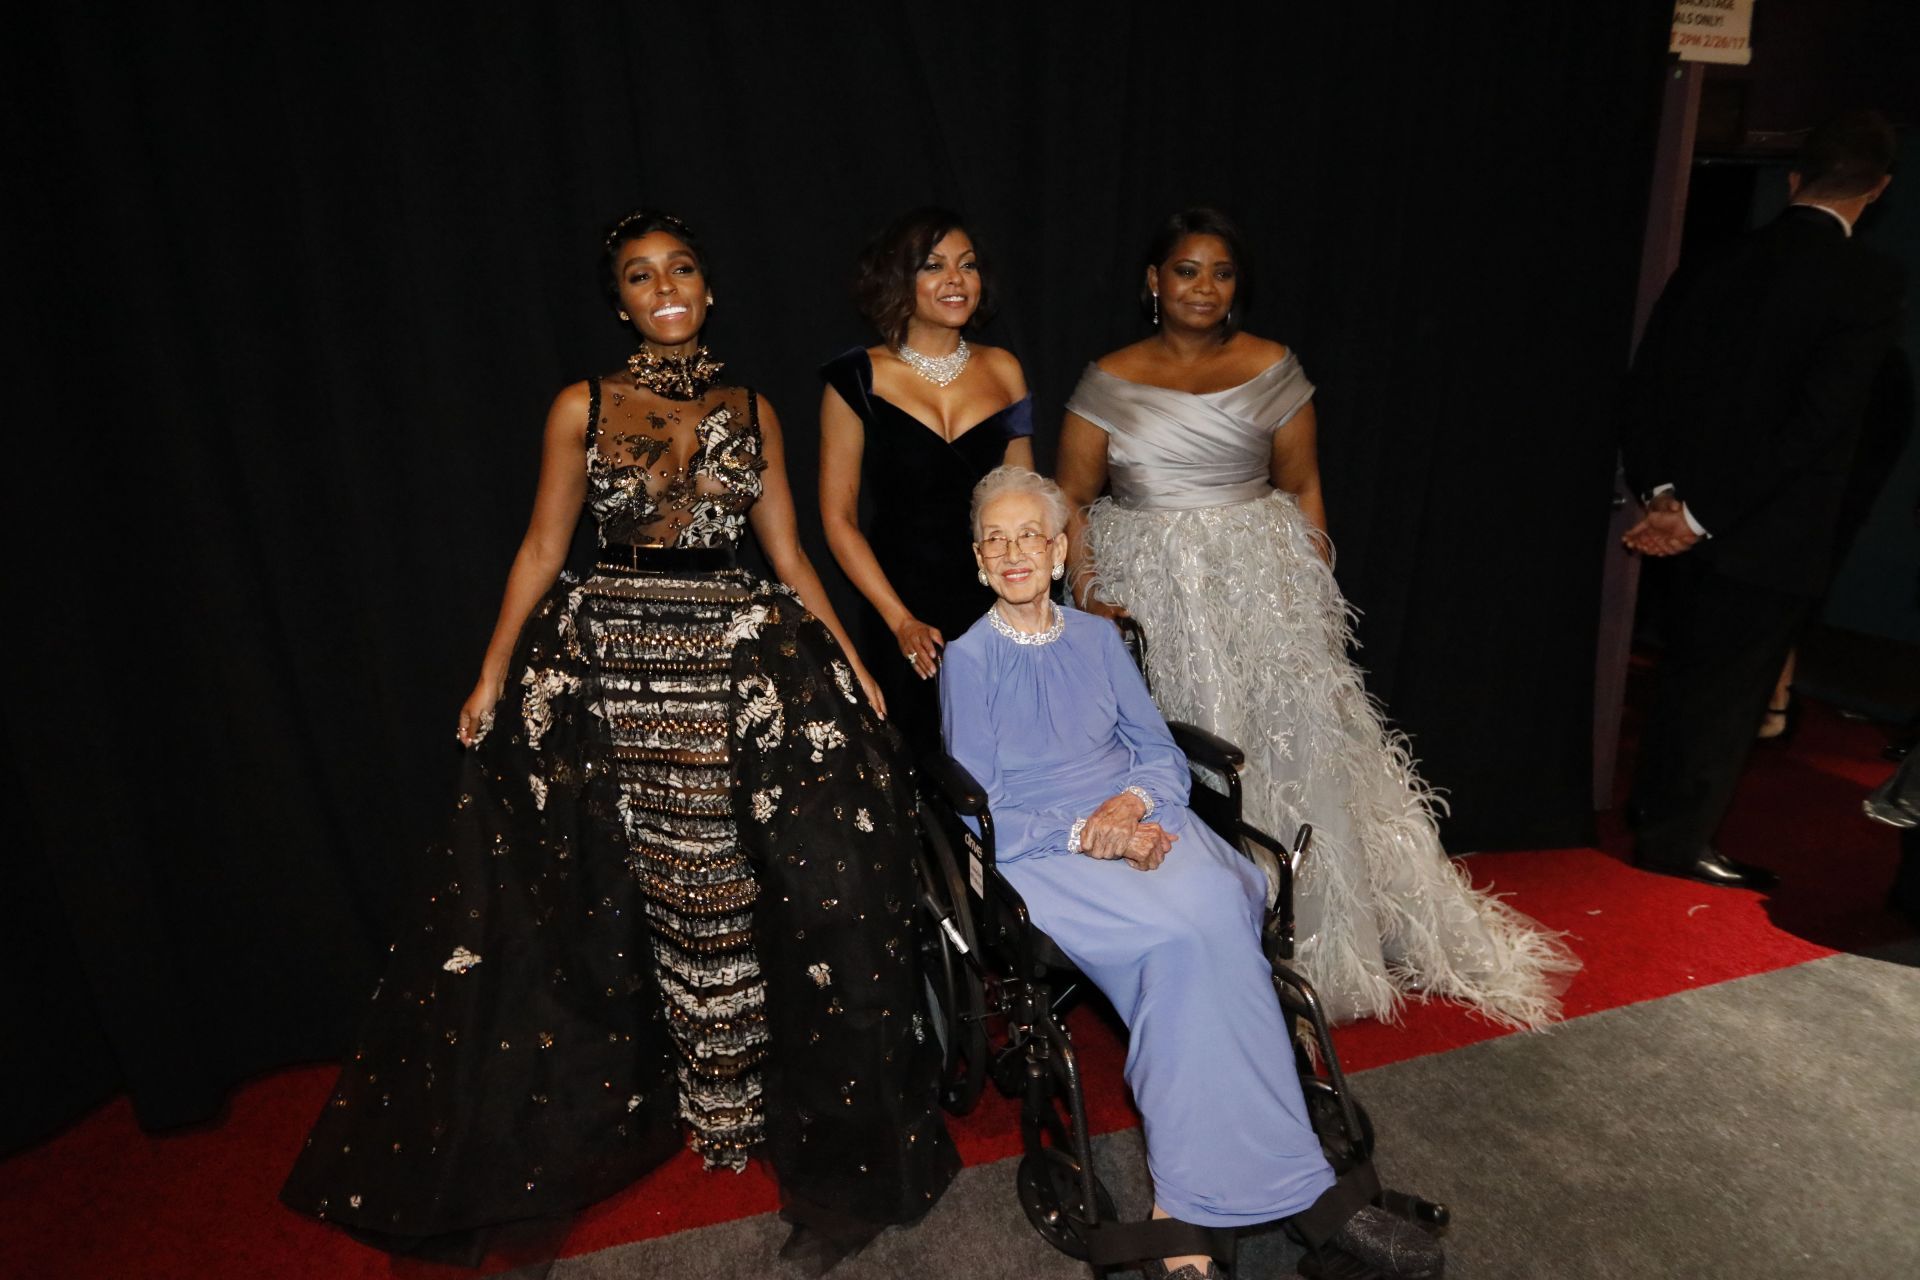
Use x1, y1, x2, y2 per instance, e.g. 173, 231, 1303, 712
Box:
1057, 209, 1576, 1028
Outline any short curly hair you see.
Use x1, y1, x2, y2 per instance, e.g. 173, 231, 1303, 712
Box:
853, 207, 994, 349
970, 466, 1068, 540
601, 208, 709, 311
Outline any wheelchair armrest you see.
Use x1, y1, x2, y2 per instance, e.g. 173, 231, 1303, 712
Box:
922, 751, 991, 816
1237, 822, 1296, 900
1167, 721, 1245, 774
1236, 825, 1297, 955
986, 867, 1067, 981
1239, 821, 1303, 962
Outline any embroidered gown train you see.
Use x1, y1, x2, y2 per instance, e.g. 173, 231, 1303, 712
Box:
1067, 355, 1578, 1028
282, 370, 957, 1259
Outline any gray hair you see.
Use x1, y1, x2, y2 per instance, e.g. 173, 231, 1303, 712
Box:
970, 466, 1070, 540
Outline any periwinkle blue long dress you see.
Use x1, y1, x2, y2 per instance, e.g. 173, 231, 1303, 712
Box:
940, 604, 1337, 1228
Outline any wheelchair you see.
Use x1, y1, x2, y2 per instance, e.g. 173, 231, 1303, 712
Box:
912, 619, 1448, 1278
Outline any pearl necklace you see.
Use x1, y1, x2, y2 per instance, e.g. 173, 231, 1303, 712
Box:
987, 600, 1064, 646
895, 336, 970, 387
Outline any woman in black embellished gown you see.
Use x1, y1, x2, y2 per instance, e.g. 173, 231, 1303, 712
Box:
282, 210, 957, 1268
819, 207, 1035, 757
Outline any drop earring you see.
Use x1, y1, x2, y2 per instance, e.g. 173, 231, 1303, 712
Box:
977, 569, 989, 585
1152, 293, 1159, 326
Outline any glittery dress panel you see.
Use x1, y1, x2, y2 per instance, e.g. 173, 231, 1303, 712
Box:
282, 372, 956, 1259
1067, 358, 1578, 1028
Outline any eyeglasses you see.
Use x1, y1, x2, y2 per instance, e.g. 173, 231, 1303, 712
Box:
976, 531, 1053, 559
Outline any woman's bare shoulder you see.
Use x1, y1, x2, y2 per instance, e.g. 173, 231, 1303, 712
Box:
1093, 338, 1160, 377
969, 343, 1029, 396
969, 341, 1022, 371
547, 378, 595, 429
1231, 332, 1292, 369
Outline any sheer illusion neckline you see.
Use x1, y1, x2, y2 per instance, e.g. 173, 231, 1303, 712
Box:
588, 398, 730, 475
860, 350, 1030, 445
1084, 350, 1297, 399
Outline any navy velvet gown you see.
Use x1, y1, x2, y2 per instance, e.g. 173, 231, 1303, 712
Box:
820, 347, 1034, 758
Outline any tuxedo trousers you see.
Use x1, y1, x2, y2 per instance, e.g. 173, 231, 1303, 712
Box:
1629, 558, 1815, 867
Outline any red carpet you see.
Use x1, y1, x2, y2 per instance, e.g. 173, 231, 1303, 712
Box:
1, 699, 1907, 1280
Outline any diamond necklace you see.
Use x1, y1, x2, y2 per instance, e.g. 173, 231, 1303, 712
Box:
895, 336, 970, 387
987, 600, 1064, 646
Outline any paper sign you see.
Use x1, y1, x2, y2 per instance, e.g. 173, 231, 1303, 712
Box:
1671, 0, 1754, 65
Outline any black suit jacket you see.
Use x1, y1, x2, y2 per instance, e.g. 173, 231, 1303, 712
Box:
1623, 205, 1906, 596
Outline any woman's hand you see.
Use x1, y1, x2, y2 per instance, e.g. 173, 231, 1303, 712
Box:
1078, 790, 1149, 859
894, 616, 944, 680
1122, 822, 1176, 872
457, 674, 506, 747
851, 658, 888, 720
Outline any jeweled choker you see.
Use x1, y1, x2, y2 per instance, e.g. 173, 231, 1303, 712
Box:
896, 336, 970, 387
987, 600, 1064, 646
629, 345, 725, 400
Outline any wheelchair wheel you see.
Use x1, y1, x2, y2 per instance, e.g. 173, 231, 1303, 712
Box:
1016, 1146, 1117, 1261
913, 823, 990, 1115
1302, 1078, 1375, 1171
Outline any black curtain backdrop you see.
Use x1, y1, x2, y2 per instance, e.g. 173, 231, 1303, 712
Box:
3, 2, 1672, 1152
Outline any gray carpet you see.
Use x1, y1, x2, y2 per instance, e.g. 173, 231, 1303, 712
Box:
555, 947, 1920, 1279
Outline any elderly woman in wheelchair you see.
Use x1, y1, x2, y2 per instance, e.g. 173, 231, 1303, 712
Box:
930, 467, 1443, 1279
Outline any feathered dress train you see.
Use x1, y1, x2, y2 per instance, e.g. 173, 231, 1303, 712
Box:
1070, 357, 1577, 1028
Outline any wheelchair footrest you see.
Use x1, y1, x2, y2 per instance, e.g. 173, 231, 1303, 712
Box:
1297, 1250, 1433, 1280
1377, 1189, 1449, 1231
1288, 1181, 1448, 1280
1081, 1219, 1239, 1270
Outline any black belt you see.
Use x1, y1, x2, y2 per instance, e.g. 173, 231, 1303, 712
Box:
594, 544, 737, 574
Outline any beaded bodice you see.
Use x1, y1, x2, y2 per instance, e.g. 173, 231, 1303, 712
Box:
586, 375, 767, 548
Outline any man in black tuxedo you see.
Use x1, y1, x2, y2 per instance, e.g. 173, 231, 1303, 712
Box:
1621, 110, 1907, 889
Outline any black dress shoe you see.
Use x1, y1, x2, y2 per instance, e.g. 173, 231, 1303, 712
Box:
1297, 1206, 1444, 1279
1639, 848, 1777, 889
1717, 853, 1780, 887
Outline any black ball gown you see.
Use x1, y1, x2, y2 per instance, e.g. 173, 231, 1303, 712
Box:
282, 356, 958, 1265
819, 347, 1034, 758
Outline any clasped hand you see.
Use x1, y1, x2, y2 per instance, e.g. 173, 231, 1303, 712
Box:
1078, 790, 1176, 872
895, 616, 943, 680
1622, 492, 1701, 557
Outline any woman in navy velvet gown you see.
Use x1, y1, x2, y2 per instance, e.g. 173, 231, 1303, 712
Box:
819, 207, 1035, 757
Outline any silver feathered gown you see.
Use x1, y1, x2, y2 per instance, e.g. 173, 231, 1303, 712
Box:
1066, 356, 1577, 1028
